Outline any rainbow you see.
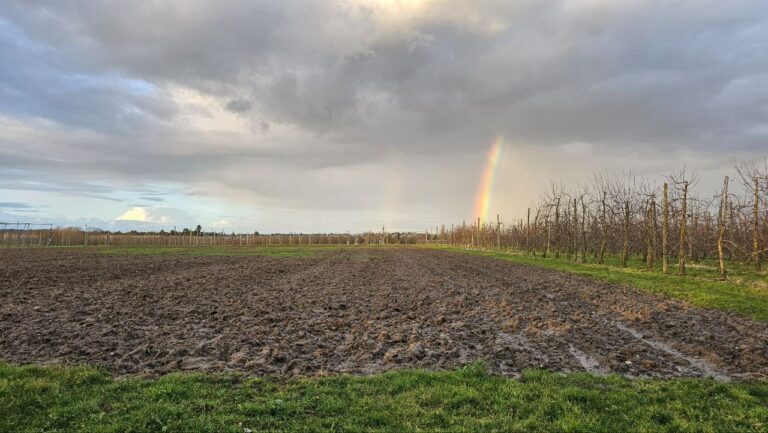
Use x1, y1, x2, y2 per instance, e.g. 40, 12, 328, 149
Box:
473, 137, 503, 222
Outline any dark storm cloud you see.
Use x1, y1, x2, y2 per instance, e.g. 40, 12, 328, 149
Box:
0, 1, 767, 226
3, 1, 767, 151
2, 1, 768, 147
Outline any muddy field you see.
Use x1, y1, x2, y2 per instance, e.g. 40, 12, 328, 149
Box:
1, 247, 767, 380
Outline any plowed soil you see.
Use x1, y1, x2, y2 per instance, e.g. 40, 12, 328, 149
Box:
1, 247, 766, 380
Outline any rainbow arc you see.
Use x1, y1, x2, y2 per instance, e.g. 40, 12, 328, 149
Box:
473, 137, 503, 223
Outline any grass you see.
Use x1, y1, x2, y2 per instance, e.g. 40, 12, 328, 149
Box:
437, 246, 768, 321
2, 362, 767, 433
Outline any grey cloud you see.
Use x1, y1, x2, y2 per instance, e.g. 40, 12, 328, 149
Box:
0, 19, 178, 134
0, 166, 122, 203
225, 99, 253, 113
3, 1, 767, 152
0, 201, 38, 209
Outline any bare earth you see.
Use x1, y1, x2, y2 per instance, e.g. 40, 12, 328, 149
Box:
1, 247, 766, 380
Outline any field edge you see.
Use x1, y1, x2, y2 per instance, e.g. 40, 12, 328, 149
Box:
2, 361, 768, 433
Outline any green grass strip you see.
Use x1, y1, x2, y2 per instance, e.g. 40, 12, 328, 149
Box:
2, 362, 767, 433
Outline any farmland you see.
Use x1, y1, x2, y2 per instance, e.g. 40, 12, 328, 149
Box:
2, 245, 768, 431
2, 246, 766, 379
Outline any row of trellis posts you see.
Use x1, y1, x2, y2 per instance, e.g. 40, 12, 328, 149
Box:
439, 172, 767, 280
0, 227, 428, 248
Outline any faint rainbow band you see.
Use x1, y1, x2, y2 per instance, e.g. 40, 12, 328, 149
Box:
473, 137, 503, 222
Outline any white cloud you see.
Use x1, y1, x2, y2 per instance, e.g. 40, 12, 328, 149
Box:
115, 207, 149, 222
114, 207, 178, 225
209, 219, 234, 231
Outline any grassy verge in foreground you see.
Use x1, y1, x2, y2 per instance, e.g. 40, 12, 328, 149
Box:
439, 247, 768, 321
2, 362, 767, 433
94, 245, 347, 257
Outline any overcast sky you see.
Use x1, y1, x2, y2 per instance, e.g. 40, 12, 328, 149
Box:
1, 0, 766, 232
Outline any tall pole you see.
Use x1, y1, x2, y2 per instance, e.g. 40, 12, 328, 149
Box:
544, 215, 550, 258
572, 198, 578, 261
646, 197, 656, 271
754, 177, 761, 271
526, 208, 531, 255
496, 214, 501, 249
477, 217, 481, 248
554, 198, 560, 259
580, 198, 587, 263
717, 176, 729, 280
662, 183, 669, 274
599, 191, 607, 264
678, 181, 688, 276
622, 201, 629, 268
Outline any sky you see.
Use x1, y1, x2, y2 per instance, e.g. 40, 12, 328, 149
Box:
0, 0, 767, 233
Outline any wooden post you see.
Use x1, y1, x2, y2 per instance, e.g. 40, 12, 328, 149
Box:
754, 177, 762, 272
691, 213, 699, 262
571, 198, 577, 261
544, 215, 550, 258
599, 191, 607, 264
533, 209, 540, 257
678, 182, 688, 276
646, 197, 656, 271
580, 198, 587, 263
476, 217, 481, 248
496, 214, 501, 249
717, 176, 729, 280
554, 198, 560, 259
662, 183, 669, 274
651, 196, 658, 263
526, 208, 531, 255
622, 200, 629, 267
